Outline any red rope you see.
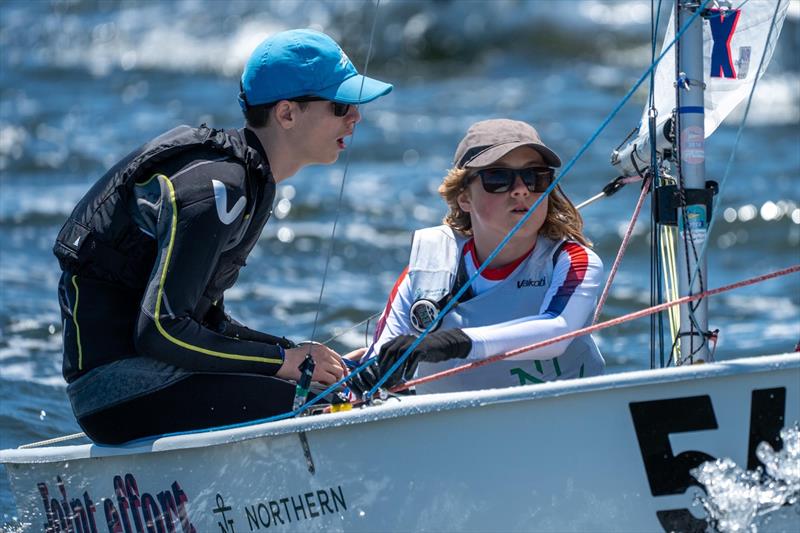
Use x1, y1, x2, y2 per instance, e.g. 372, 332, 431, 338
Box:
592, 177, 651, 325
393, 264, 800, 392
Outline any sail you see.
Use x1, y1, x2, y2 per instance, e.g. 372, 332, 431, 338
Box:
648, 0, 788, 136
612, 0, 788, 176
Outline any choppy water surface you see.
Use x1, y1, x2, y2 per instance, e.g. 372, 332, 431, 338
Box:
1, 0, 798, 527
693, 424, 800, 532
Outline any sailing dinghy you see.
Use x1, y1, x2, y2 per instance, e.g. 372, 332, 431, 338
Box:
2, 1, 798, 531
1, 355, 797, 532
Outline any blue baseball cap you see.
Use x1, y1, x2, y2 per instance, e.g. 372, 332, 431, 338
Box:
239, 29, 392, 111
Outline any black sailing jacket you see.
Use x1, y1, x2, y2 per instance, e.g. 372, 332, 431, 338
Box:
55, 125, 292, 383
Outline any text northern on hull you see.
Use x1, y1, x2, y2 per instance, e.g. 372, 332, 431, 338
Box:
2, 352, 798, 532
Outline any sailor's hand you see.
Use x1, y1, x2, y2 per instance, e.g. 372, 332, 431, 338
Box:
346, 340, 417, 397
380, 328, 472, 368
278, 344, 345, 385
346, 363, 379, 397
348, 329, 473, 396
343, 347, 368, 361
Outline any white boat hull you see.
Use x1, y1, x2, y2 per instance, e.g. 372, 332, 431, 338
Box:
3, 353, 799, 532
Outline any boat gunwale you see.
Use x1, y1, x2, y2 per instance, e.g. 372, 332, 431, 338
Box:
1, 352, 798, 465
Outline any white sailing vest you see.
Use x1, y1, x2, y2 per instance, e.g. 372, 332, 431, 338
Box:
408, 225, 604, 394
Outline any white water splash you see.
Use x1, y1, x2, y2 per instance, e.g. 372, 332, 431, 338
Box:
691, 423, 800, 532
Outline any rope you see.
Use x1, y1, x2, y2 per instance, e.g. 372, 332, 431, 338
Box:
320, 310, 382, 345
671, 0, 709, 361
308, 0, 382, 344
115, 0, 716, 443
660, 223, 681, 364
25, 0, 787, 449
121, 261, 798, 446
392, 264, 800, 392
18, 432, 87, 449
85, 263, 800, 447
365, 0, 713, 399
592, 176, 651, 325
648, 0, 664, 370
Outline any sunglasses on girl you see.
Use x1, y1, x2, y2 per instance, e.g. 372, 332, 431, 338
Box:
291, 96, 353, 117
470, 166, 555, 194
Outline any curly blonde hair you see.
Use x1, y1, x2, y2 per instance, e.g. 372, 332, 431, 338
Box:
438, 167, 592, 247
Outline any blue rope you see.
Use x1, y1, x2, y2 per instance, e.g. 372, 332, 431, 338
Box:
120, 347, 381, 446
366, 0, 712, 398
121, 0, 713, 446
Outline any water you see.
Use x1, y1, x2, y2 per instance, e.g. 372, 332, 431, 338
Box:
1, 0, 799, 526
692, 424, 800, 532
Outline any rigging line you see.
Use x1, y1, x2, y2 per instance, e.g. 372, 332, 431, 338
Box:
732, 0, 756, 13
614, 127, 640, 153
649, 0, 664, 111
689, 0, 781, 344
392, 264, 800, 392
319, 310, 383, 345
308, 0, 382, 344
675, 2, 704, 357
684, 0, 785, 296
154, 0, 717, 427
88, 5, 730, 448
648, 153, 659, 367
671, 1, 698, 334
649, 0, 664, 369
672, 1, 707, 360
682, 1, 783, 356
661, 224, 681, 364
365, 0, 713, 398
677, 0, 785, 361
677, 200, 708, 359
650, 220, 657, 368
592, 176, 652, 325
72, 262, 800, 449
124, 6, 387, 445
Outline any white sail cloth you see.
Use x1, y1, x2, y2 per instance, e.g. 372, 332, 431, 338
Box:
613, 1, 788, 176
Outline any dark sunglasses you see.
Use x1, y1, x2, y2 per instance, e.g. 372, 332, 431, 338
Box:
469, 167, 555, 194
291, 96, 353, 117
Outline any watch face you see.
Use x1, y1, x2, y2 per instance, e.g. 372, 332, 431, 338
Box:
410, 299, 441, 334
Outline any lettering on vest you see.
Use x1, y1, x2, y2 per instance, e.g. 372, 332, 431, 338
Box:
516, 277, 546, 289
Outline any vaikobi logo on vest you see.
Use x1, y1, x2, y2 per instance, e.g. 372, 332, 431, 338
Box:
516, 277, 546, 289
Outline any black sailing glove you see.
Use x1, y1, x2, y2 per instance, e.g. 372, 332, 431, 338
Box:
348, 329, 472, 395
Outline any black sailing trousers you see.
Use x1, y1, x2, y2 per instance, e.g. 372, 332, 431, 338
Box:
78, 373, 303, 445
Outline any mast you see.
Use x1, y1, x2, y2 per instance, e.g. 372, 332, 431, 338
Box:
609, 1, 789, 365
674, 0, 710, 362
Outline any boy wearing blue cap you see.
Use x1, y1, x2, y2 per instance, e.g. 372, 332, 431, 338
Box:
53, 29, 392, 444
239, 29, 392, 177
